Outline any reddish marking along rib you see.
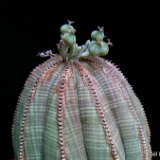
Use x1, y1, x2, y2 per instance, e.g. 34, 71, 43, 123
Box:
30, 54, 62, 79
19, 62, 61, 160
56, 64, 73, 160
106, 60, 151, 142
89, 58, 149, 160
75, 61, 120, 160
12, 56, 62, 160
12, 58, 53, 125
12, 55, 62, 131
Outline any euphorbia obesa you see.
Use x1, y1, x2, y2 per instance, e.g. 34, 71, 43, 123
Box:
12, 21, 151, 160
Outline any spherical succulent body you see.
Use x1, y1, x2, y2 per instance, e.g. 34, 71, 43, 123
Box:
12, 22, 151, 160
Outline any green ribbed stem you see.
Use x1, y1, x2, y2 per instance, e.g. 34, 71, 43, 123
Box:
12, 22, 151, 160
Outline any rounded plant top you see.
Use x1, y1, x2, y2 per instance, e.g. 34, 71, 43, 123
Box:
54, 20, 112, 62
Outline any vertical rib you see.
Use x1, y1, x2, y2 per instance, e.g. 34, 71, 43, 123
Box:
12, 55, 62, 156
89, 57, 149, 160
75, 61, 120, 160
106, 61, 151, 140
64, 64, 88, 160
56, 64, 73, 160
18, 61, 61, 160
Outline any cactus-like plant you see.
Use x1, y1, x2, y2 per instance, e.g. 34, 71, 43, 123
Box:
12, 21, 151, 160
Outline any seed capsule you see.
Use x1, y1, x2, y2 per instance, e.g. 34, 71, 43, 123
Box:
61, 32, 76, 46
91, 30, 104, 41
89, 41, 109, 56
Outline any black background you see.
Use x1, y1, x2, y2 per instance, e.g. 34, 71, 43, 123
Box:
1, 1, 159, 160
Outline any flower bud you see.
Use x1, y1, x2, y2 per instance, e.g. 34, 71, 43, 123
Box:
60, 24, 75, 34
91, 30, 104, 41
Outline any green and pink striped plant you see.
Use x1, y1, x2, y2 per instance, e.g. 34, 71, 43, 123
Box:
12, 21, 151, 160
